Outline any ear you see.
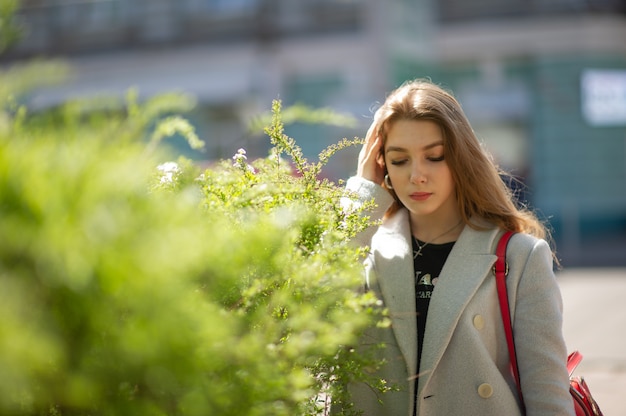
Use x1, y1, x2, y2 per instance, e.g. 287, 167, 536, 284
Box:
377, 145, 385, 167
378, 159, 387, 177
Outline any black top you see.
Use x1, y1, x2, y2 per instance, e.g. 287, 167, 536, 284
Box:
411, 237, 455, 373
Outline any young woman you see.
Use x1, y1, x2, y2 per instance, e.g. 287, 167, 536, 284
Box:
341, 80, 574, 415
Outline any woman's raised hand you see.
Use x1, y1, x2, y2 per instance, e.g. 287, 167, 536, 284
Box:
357, 121, 385, 184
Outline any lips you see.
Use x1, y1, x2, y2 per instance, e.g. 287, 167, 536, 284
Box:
410, 192, 432, 201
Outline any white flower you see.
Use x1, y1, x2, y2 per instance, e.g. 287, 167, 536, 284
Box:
157, 161, 180, 184
232, 148, 255, 173
232, 148, 248, 163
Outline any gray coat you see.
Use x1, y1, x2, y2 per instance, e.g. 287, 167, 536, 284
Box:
342, 177, 574, 416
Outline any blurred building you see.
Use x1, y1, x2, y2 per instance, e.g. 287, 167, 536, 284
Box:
4, 0, 626, 265
432, 0, 626, 266
6, 0, 411, 172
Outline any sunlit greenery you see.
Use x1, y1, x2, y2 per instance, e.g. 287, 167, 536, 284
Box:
0, 52, 388, 415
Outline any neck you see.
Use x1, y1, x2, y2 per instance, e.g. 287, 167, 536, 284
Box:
410, 212, 464, 244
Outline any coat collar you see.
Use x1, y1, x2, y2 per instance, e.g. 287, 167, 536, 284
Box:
372, 209, 502, 387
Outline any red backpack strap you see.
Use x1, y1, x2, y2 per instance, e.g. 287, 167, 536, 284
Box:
567, 350, 583, 377
494, 231, 526, 413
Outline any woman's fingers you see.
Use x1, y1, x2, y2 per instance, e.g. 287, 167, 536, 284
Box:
357, 129, 384, 184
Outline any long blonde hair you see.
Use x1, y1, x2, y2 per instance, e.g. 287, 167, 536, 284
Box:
374, 79, 548, 240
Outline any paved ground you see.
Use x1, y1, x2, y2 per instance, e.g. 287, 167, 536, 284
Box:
557, 268, 626, 415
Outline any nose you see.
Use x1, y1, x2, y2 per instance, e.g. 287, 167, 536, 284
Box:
410, 162, 427, 184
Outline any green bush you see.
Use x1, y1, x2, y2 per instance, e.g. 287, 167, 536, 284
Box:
0, 62, 386, 415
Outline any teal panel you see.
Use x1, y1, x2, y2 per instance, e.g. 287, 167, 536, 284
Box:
284, 73, 342, 107
530, 55, 626, 218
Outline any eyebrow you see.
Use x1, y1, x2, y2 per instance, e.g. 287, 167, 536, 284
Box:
385, 141, 444, 154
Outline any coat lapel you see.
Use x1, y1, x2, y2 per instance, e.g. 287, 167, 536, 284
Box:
417, 223, 500, 391
371, 211, 503, 393
371, 209, 417, 379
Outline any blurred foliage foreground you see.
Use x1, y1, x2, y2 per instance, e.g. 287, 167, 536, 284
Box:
0, 62, 389, 415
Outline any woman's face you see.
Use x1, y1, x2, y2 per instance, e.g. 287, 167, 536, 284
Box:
384, 119, 458, 220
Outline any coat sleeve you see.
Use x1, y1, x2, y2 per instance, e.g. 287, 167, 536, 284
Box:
510, 237, 575, 415
340, 176, 394, 248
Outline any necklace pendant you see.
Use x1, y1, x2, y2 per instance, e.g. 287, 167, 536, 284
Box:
413, 236, 426, 258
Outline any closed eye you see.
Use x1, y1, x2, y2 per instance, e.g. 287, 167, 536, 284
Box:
428, 155, 445, 162
390, 159, 408, 166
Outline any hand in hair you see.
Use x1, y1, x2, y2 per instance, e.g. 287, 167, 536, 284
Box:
357, 121, 385, 185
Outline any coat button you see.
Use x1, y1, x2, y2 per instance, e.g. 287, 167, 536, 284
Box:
477, 383, 493, 398
473, 314, 485, 330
